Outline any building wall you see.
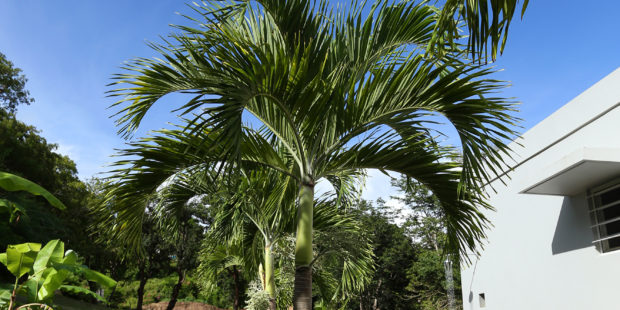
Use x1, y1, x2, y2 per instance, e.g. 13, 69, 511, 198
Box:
461, 67, 620, 310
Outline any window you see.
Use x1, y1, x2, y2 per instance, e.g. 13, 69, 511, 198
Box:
588, 181, 620, 253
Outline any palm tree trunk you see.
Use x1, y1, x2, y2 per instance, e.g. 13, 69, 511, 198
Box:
231, 266, 241, 310
293, 182, 314, 310
136, 262, 148, 310
166, 267, 185, 310
265, 243, 276, 310
108, 281, 119, 307
372, 279, 382, 310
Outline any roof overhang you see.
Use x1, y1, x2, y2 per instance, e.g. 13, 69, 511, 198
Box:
521, 148, 620, 196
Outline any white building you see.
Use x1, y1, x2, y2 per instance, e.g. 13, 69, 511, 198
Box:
460, 68, 620, 310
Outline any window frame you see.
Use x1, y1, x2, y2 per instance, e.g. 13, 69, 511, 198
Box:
587, 179, 620, 253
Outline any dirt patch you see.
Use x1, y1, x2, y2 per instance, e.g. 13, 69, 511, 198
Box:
144, 301, 227, 310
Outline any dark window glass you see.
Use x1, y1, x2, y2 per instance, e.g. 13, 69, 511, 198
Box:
605, 220, 620, 236
603, 204, 620, 220
601, 187, 620, 206
608, 236, 620, 251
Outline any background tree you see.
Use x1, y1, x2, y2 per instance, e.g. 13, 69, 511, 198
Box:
82, 178, 129, 284
392, 177, 462, 309
0, 52, 34, 114
162, 206, 204, 310
131, 213, 175, 310
198, 240, 249, 310
0, 109, 91, 262
349, 199, 416, 310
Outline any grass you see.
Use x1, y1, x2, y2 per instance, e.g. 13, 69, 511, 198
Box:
52, 294, 109, 310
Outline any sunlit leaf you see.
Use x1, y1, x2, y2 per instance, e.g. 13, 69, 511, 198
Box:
34, 239, 64, 274
0, 172, 66, 210
4, 242, 41, 277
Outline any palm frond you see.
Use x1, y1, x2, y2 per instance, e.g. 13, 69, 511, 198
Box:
432, 0, 529, 61
108, 0, 521, 264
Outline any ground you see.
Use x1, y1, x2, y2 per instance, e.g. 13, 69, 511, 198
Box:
143, 301, 226, 310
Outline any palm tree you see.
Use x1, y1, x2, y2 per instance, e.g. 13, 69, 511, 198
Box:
200, 169, 373, 309
200, 169, 298, 310
158, 166, 292, 310
109, 1, 520, 308
198, 240, 247, 310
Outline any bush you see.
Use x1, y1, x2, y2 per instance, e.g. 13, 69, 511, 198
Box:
245, 281, 270, 310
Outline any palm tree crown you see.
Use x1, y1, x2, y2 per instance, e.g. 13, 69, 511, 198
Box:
108, 1, 521, 308
111, 0, 517, 255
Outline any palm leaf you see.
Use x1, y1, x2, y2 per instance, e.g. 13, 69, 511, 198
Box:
432, 0, 529, 61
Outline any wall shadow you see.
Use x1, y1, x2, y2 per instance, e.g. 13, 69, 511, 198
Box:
551, 196, 594, 255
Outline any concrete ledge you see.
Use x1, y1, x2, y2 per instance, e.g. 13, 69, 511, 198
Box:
521, 148, 620, 196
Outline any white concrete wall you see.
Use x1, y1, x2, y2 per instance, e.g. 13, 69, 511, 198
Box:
461, 67, 620, 310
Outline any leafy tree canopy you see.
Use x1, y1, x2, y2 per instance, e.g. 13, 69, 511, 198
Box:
0, 109, 89, 257
0, 52, 34, 114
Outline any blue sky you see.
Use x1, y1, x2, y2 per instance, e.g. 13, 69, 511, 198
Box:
1, 1, 620, 202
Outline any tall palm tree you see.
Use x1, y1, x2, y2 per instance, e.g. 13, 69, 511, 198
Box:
109, 1, 520, 308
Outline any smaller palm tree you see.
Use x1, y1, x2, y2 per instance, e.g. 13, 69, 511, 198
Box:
198, 240, 247, 310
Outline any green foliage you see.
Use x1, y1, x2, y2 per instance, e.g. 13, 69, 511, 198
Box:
395, 177, 463, 309
407, 251, 461, 310
352, 200, 417, 309
245, 281, 270, 310
0, 240, 116, 309
138, 214, 176, 277
1, 243, 41, 278
0, 171, 67, 214
59, 285, 106, 303
0, 52, 33, 114
197, 240, 248, 309
0, 111, 89, 255
342, 175, 468, 310
111, 274, 218, 309
79, 178, 129, 288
